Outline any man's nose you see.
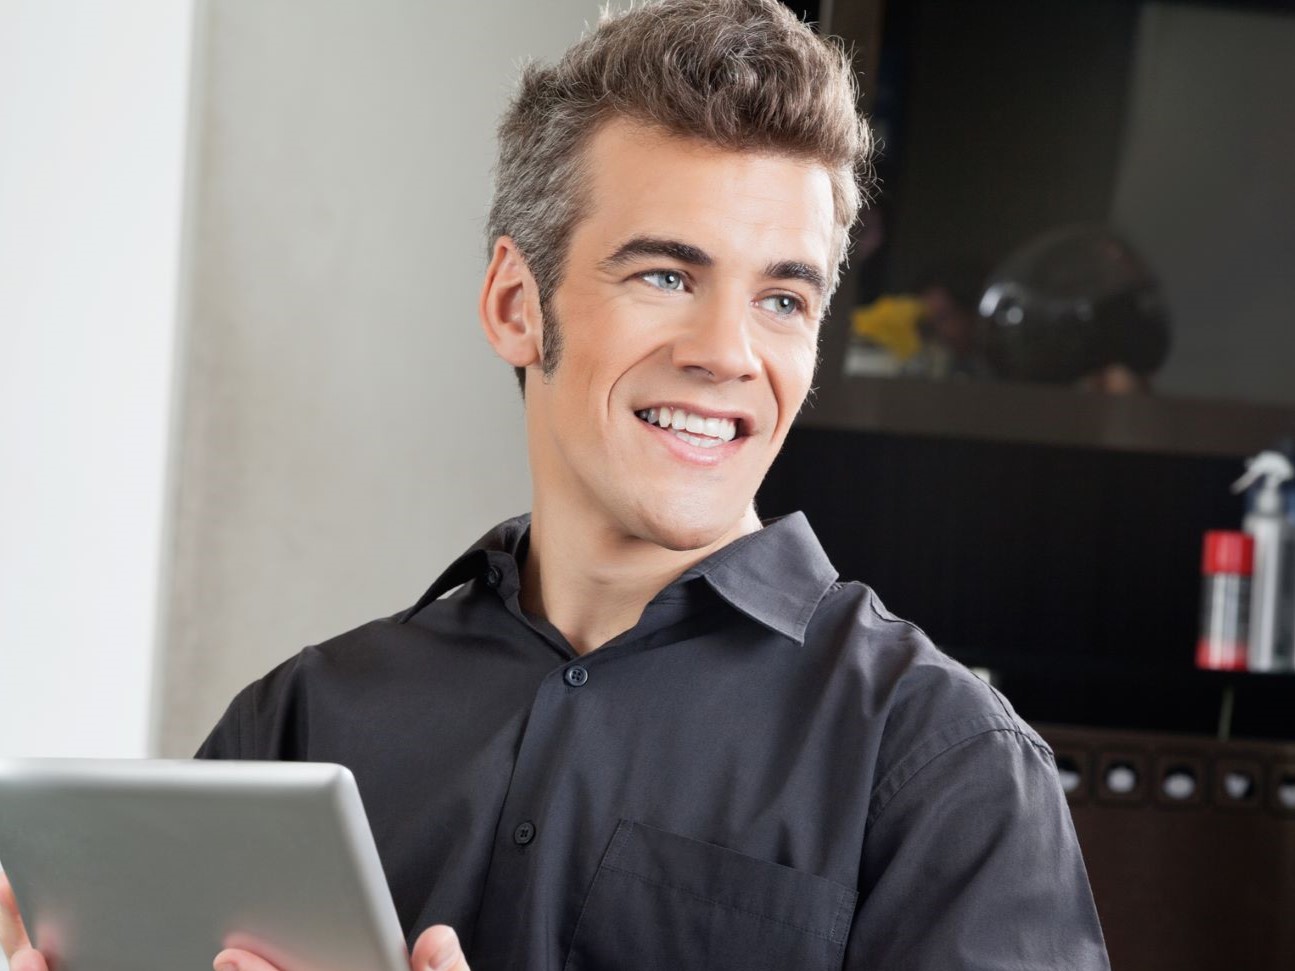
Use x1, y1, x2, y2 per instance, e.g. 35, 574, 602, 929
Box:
671, 294, 761, 383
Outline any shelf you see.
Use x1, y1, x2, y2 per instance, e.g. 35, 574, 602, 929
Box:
801, 375, 1295, 459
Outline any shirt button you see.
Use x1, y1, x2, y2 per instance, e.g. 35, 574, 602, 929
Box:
564, 665, 589, 687
484, 566, 502, 588
513, 820, 536, 845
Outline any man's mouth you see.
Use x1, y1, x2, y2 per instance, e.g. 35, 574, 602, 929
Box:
633, 406, 741, 449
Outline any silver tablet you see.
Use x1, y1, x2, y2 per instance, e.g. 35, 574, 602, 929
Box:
0, 759, 408, 971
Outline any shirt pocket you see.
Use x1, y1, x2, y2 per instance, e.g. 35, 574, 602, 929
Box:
563, 819, 857, 971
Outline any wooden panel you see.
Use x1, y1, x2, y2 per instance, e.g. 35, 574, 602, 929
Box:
1041, 725, 1295, 971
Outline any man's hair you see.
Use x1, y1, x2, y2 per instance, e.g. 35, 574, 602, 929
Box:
487, 0, 874, 393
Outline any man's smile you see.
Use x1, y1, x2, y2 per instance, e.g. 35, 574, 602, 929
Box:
632, 404, 752, 465
633, 406, 741, 443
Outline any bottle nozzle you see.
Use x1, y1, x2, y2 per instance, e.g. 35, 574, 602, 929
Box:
1233, 450, 1294, 512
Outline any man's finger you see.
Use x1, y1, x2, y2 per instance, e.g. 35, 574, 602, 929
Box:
212, 947, 289, 971
409, 924, 470, 971
9, 948, 50, 971
0, 874, 33, 958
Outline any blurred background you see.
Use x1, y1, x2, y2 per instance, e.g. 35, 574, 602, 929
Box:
766, 1, 1295, 967
3, 1, 1294, 969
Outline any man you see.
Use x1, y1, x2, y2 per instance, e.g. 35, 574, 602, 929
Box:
1, 1, 1109, 969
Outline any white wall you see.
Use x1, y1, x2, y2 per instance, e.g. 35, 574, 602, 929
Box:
1, 0, 603, 765
153, 0, 601, 757
0, 1, 195, 760
0, 0, 599, 766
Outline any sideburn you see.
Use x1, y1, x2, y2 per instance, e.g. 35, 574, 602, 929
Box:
539, 296, 564, 381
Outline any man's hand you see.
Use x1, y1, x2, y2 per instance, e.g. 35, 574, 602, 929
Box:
0, 874, 48, 971
212, 923, 471, 971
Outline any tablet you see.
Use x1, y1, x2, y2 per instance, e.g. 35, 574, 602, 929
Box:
0, 758, 409, 971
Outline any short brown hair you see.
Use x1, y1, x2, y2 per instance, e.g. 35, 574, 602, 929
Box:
487, 0, 873, 391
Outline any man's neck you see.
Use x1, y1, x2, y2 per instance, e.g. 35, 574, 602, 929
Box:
520, 502, 761, 655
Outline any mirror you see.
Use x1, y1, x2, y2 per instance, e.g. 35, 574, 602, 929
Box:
813, 0, 1295, 455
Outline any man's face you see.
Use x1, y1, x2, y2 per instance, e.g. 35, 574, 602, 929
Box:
521, 120, 835, 551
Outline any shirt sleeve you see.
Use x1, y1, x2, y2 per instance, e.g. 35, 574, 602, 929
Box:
193, 654, 304, 760
846, 725, 1110, 970
193, 686, 251, 759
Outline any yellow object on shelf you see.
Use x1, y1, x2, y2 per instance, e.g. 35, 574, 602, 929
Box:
850, 296, 925, 362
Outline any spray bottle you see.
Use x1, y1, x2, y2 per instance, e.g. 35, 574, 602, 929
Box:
1232, 451, 1295, 671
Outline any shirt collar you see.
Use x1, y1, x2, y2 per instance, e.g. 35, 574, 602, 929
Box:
400, 511, 838, 644
680, 512, 839, 644
398, 514, 530, 622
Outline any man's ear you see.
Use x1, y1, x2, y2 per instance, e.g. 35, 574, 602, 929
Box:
479, 236, 543, 369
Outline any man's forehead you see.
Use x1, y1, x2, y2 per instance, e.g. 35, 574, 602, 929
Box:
581, 117, 834, 203
577, 118, 837, 268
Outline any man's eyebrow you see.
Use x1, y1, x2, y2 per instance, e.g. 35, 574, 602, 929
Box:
598, 236, 713, 271
764, 260, 828, 300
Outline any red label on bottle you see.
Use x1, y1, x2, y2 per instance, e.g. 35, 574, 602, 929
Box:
1196, 637, 1247, 671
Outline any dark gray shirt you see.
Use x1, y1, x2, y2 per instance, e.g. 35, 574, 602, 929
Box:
197, 512, 1109, 970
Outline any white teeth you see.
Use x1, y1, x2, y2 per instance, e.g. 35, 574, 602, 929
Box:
678, 431, 722, 448
636, 406, 740, 444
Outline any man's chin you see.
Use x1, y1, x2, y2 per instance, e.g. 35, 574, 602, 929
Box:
628, 503, 758, 554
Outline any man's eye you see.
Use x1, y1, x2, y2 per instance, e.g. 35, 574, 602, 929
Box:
759, 293, 804, 317
642, 270, 686, 291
